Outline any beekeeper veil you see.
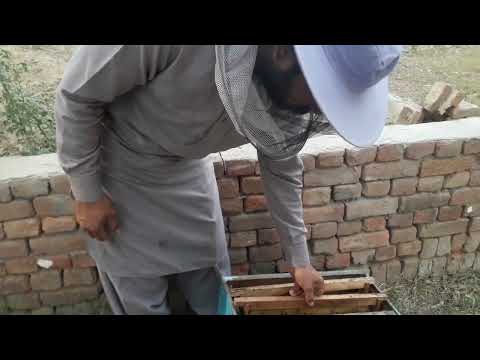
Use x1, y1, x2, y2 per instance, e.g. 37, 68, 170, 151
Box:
214, 45, 332, 161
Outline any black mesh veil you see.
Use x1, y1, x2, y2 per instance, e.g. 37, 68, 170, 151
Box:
214, 45, 334, 161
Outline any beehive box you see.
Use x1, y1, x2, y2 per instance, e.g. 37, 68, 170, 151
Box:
222, 269, 400, 315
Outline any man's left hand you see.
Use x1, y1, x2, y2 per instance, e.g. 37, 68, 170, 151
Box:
289, 265, 325, 307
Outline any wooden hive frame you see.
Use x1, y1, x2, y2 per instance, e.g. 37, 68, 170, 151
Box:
223, 269, 400, 315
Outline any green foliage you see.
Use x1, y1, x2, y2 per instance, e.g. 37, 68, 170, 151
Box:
0, 48, 56, 155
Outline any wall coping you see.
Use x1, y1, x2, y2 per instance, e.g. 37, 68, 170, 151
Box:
1, 117, 480, 182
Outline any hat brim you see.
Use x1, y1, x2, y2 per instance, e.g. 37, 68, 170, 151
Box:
294, 45, 388, 147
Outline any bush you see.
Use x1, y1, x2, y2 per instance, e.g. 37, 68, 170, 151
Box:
0, 48, 56, 155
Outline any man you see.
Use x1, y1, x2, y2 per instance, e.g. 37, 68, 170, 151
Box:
55, 45, 401, 315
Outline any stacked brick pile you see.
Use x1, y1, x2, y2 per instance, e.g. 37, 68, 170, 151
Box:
389, 82, 480, 125
2, 134, 480, 313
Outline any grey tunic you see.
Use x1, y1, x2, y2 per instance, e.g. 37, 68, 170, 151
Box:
55, 45, 310, 277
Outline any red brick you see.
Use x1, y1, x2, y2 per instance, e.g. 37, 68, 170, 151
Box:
0, 223, 4, 240
0, 275, 30, 295
326, 253, 350, 269
4, 217, 40, 239
362, 181, 391, 197
240, 177, 264, 194
302, 187, 331, 206
229, 212, 274, 232
220, 198, 243, 216
397, 241, 422, 256
49, 174, 71, 194
304, 204, 344, 224
5, 257, 37, 274
248, 243, 283, 262
444, 172, 470, 189
213, 160, 225, 179
450, 187, 480, 206
30, 270, 62, 291
420, 157, 474, 177
391, 227, 418, 244
420, 238, 439, 259
470, 217, 480, 233
0, 261, 5, 276
312, 237, 338, 256
257, 229, 280, 245
42, 216, 77, 234
230, 231, 257, 248
437, 236, 452, 256
345, 147, 377, 166
304, 167, 359, 187
391, 178, 418, 196
254, 162, 261, 175
388, 213, 413, 228
38, 254, 73, 269
399, 192, 450, 213
229, 248, 247, 265
316, 151, 345, 168
33, 195, 74, 217
0, 240, 28, 258
0, 200, 35, 222
39, 285, 100, 306
435, 140, 463, 158
414, 208, 438, 224
405, 142, 435, 160
362, 160, 419, 181
464, 232, 480, 253
231, 263, 249, 276
419, 219, 469, 238
438, 206, 463, 221
300, 154, 316, 172
6, 293, 40, 310
375, 246, 396, 261
376, 144, 404, 162
424, 82, 453, 113
386, 259, 402, 282
310, 255, 326, 270
64, 268, 98, 287
351, 249, 375, 265
346, 197, 398, 220
469, 171, 480, 186
10, 178, 49, 199
363, 217, 386, 232
463, 139, 480, 155
370, 262, 387, 284
244, 195, 267, 213
418, 176, 444, 192
225, 160, 255, 177
339, 230, 389, 252
401, 256, 419, 281
311, 222, 337, 239
217, 178, 239, 199
333, 183, 361, 201
337, 221, 362, 236
29, 231, 87, 255
452, 234, 468, 252
0, 181, 12, 203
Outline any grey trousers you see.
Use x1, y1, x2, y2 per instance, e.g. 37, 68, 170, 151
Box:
98, 267, 221, 315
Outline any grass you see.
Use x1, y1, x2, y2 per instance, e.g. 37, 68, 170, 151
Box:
382, 271, 480, 315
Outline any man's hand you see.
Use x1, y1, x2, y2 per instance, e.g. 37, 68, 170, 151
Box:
75, 195, 119, 241
289, 265, 325, 307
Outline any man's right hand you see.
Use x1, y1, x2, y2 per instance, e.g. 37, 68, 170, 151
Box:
75, 195, 119, 241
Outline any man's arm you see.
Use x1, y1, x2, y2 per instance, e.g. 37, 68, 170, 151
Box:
258, 151, 324, 305
56, 45, 173, 202
55, 45, 174, 239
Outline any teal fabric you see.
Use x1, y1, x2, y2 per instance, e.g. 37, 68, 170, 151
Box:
217, 283, 236, 315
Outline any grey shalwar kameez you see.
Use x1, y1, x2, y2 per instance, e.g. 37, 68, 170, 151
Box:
55, 45, 311, 314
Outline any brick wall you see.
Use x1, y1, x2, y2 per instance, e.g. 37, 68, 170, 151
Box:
1, 118, 480, 313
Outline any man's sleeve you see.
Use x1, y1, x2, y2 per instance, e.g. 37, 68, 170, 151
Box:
258, 151, 310, 268
55, 45, 174, 202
